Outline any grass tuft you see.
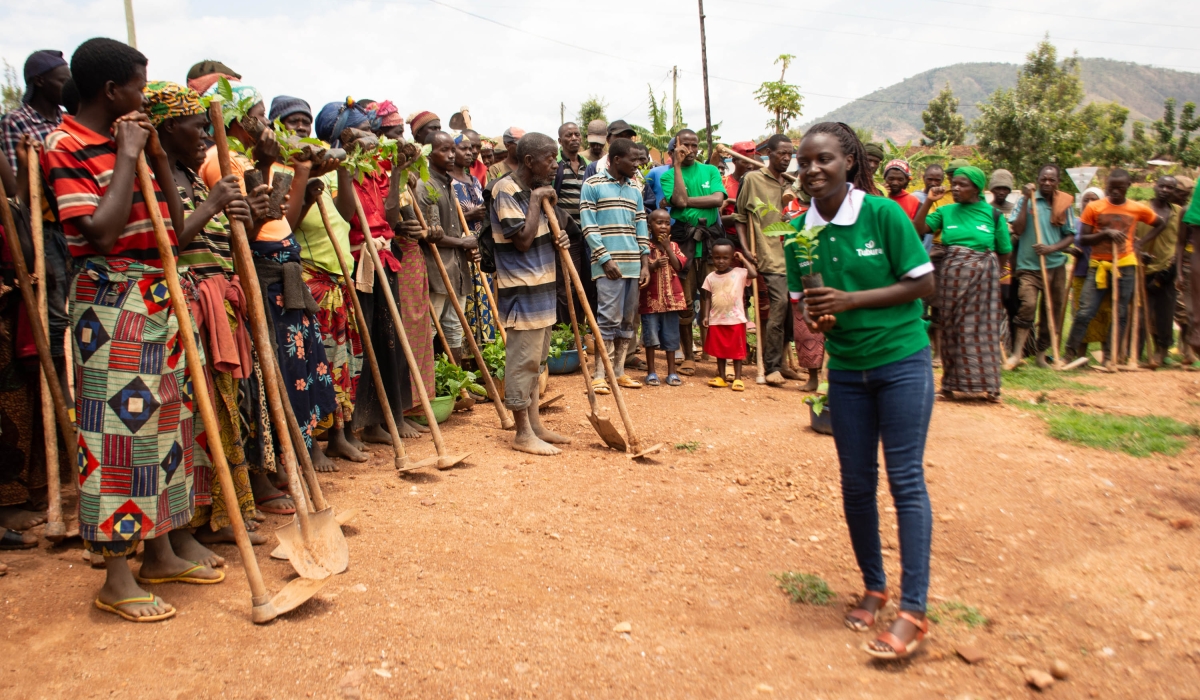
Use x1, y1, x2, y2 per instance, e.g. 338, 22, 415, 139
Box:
1009, 399, 1199, 457
928, 601, 988, 628
773, 572, 835, 606
1001, 366, 1100, 393
674, 441, 702, 453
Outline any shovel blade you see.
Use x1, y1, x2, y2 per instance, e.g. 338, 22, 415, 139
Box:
273, 508, 348, 579
588, 412, 627, 452
251, 576, 331, 624
437, 453, 472, 470
400, 455, 441, 473
628, 442, 666, 460
539, 393, 564, 409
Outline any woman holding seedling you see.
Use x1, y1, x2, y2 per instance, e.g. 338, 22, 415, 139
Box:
915, 164, 1011, 401
786, 122, 935, 660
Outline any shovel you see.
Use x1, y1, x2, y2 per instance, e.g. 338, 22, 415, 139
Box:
136, 154, 328, 621
541, 199, 653, 455
313, 196, 418, 472
562, 262, 626, 451
351, 188, 469, 469
25, 144, 66, 541
1031, 191, 1065, 369
210, 100, 347, 579
0, 153, 76, 537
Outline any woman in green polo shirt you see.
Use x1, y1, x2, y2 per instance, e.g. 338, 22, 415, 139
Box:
915, 165, 1011, 401
785, 122, 935, 660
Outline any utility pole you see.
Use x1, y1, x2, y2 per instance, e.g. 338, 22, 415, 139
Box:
671, 66, 678, 132
560, 102, 564, 125
697, 0, 713, 160
124, 0, 138, 48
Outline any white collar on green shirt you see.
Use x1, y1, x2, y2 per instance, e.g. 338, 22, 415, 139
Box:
803, 185, 866, 230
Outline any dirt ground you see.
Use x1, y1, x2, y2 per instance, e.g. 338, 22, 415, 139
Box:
2, 360, 1200, 699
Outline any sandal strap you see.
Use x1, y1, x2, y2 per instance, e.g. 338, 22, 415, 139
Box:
897, 610, 928, 636
846, 608, 876, 627
111, 595, 158, 606
863, 590, 888, 603
873, 631, 908, 657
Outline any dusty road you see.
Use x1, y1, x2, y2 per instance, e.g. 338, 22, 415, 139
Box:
2, 363, 1199, 699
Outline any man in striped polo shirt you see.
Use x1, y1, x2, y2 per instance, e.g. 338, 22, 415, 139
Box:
491, 132, 574, 456
579, 137, 651, 393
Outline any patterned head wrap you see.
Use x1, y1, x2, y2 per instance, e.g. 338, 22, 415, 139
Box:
375, 100, 404, 128
315, 99, 379, 145
143, 81, 207, 127
199, 79, 263, 110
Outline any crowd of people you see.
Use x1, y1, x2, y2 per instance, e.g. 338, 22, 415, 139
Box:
1, 38, 1199, 661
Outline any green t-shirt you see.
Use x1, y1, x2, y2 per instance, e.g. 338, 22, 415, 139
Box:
1008, 195, 1071, 271
294, 171, 353, 275
785, 194, 931, 371
925, 200, 1012, 254
1184, 188, 1200, 227
659, 161, 726, 228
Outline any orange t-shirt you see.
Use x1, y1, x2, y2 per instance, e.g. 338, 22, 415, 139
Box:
1080, 197, 1157, 262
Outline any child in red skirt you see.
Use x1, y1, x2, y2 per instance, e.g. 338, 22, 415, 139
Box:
700, 239, 757, 391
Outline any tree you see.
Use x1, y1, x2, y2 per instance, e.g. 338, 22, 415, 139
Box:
1078, 102, 1129, 167
1149, 98, 1200, 166
1, 60, 21, 115
577, 95, 608, 126
921, 83, 966, 146
973, 38, 1087, 184
632, 86, 672, 156
1129, 121, 1156, 164
753, 54, 803, 134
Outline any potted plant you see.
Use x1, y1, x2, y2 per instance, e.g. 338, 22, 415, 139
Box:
547, 323, 583, 374
481, 337, 506, 398
412, 355, 485, 425
803, 381, 832, 435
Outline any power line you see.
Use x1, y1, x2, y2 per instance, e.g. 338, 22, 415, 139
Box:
925, 0, 1200, 30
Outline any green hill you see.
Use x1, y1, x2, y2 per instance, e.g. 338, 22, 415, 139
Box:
806, 58, 1200, 144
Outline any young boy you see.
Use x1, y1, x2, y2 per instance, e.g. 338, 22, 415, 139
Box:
42, 38, 223, 623
700, 239, 756, 391
640, 209, 686, 386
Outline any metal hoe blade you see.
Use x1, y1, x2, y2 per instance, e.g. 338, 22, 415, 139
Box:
252, 576, 332, 624
273, 508, 349, 579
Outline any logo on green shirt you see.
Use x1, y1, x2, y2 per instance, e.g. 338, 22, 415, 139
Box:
857, 240, 883, 257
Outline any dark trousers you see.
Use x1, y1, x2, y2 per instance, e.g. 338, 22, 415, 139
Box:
1145, 268, 1178, 352
828, 347, 934, 612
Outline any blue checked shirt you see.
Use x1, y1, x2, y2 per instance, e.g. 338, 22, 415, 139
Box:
579, 172, 650, 281
1, 103, 62, 171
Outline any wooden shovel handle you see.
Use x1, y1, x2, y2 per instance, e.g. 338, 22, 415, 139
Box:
1029, 193, 1063, 366
134, 154, 270, 606
450, 192, 506, 343
313, 196, 407, 468
541, 199, 640, 452
717, 144, 795, 183
561, 254, 599, 410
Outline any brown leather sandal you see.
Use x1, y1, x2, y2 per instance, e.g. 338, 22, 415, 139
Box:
843, 590, 888, 632
864, 610, 929, 660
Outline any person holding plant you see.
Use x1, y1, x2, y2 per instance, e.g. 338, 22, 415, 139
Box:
579, 137, 651, 395
640, 209, 687, 386
788, 122, 935, 660
490, 132, 573, 456
700, 239, 756, 391
915, 164, 1010, 401
42, 37, 226, 622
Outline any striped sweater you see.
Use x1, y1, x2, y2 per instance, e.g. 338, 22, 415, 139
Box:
579, 172, 650, 281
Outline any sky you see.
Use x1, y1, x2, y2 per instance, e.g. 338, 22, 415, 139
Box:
2, 0, 1200, 141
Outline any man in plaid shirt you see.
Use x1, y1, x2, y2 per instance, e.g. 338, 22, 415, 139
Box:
1, 50, 69, 170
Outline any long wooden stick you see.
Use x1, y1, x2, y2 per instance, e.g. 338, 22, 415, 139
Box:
313, 196, 408, 469
452, 191, 505, 344
1109, 241, 1121, 368
0, 170, 76, 464
351, 188, 463, 466
748, 216, 766, 384
1127, 257, 1142, 369
542, 199, 641, 452
135, 154, 273, 612
1139, 262, 1156, 362
27, 144, 64, 539
208, 101, 313, 536
1030, 192, 1063, 367
718, 144, 795, 182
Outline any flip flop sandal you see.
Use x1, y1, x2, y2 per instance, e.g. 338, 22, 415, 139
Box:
591, 379, 611, 396
864, 611, 929, 660
666, 373, 682, 386
678, 361, 695, 376
617, 375, 643, 389
255, 493, 296, 515
136, 563, 226, 586
708, 376, 728, 388
644, 373, 660, 387
731, 379, 746, 392
0, 528, 36, 550
844, 590, 889, 632
94, 595, 176, 623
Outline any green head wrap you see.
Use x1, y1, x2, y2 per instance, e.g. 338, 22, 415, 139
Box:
954, 165, 987, 193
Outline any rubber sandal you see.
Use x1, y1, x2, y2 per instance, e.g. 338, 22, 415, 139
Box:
708, 376, 728, 388
0, 528, 37, 550
255, 493, 295, 515
591, 378, 611, 395
94, 595, 176, 623
136, 563, 226, 586
644, 373, 660, 387
678, 360, 695, 376
731, 379, 745, 392
666, 373, 682, 386
616, 375, 642, 389
844, 590, 888, 632
864, 611, 929, 660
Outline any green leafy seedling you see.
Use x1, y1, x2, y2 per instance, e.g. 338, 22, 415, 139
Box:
434, 354, 485, 398
774, 572, 835, 606
673, 441, 701, 453
548, 323, 577, 360
928, 601, 988, 628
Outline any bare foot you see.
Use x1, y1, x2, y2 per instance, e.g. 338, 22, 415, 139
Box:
345, 430, 369, 453
0, 506, 46, 531
195, 524, 268, 546
324, 429, 368, 463
513, 433, 562, 456
404, 417, 430, 434
310, 444, 340, 473
800, 376, 819, 392
397, 420, 422, 439
360, 424, 393, 445
534, 428, 573, 445
1035, 351, 1050, 369
167, 530, 225, 568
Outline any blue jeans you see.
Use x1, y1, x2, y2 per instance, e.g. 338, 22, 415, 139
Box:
828, 347, 934, 612
640, 311, 680, 351
1064, 266, 1135, 353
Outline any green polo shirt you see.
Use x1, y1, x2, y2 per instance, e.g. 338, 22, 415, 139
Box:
925, 201, 1012, 254
785, 195, 931, 371
660, 161, 726, 228
1185, 188, 1200, 227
